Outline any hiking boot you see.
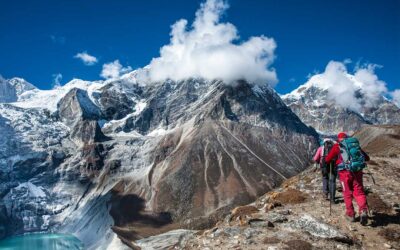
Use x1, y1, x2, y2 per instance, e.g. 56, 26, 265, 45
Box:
323, 193, 329, 200
345, 215, 355, 222
360, 210, 368, 226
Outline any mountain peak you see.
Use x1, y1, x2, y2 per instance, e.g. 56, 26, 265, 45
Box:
282, 73, 400, 134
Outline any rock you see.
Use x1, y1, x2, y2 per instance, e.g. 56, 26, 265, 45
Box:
265, 202, 282, 211
57, 88, 102, 127
278, 209, 291, 215
57, 88, 107, 144
287, 214, 349, 241
135, 229, 196, 250
221, 227, 241, 237
232, 239, 240, 244
248, 218, 274, 228
243, 228, 259, 239
70, 120, 108, 144
265, 212, 288, 223
204, 227, 218, 236
98, 83, 136, 120
347, 225, 357, 232
384, 243, 392, 249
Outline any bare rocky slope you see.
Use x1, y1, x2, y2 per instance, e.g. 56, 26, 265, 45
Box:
146, 125, 399, 250
0, 75, 318, 249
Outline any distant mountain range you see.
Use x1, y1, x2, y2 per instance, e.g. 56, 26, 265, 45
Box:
281, 73, 400, 134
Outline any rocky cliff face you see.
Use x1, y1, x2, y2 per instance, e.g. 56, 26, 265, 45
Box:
0, 75, 318, 248
281, 75, 400, 135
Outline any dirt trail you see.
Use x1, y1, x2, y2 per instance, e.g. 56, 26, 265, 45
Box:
182, 155, 400, 250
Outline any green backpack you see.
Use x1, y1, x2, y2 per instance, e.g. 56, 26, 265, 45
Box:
339, 137, 366, 172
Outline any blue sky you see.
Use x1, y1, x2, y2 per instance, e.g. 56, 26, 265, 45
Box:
0, 0, 399, 94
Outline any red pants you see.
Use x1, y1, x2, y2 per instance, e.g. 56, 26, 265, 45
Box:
338, 170, 368, 217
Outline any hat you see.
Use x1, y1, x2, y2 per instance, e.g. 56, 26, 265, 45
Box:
337, 132, 347, 140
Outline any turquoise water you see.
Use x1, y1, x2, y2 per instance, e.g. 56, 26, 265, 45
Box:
0, 233, 84, 250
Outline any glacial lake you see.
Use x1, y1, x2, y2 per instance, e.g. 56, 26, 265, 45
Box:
0, 233, 84, 250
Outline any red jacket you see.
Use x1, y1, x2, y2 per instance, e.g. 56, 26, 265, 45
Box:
325, 143, 342, 166
326, 142, 370, 168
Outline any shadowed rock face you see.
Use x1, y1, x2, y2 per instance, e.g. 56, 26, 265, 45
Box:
58, 88, 102, 126
57, 88, 107, 144
98, 83, 137, 120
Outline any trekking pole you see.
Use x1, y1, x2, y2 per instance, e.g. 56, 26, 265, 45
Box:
329, 162, 332, 216
362, 163, 373, 217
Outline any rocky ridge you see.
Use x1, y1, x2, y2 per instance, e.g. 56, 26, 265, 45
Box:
141, 125, 400, 250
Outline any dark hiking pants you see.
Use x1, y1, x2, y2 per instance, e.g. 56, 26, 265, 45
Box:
321, 165, 337, 201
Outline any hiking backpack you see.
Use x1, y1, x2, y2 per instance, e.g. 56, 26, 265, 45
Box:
339, 137, 366, 172
321, 140, 334, 169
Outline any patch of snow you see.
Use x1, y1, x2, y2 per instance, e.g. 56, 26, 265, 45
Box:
12, 79, 104, 112
147, 127, 170, 137
16, 182, 46, 198
252, 85, 264, 97
133, 100, 147, 115
110, 130, 143, 138
41, 215, 51, 230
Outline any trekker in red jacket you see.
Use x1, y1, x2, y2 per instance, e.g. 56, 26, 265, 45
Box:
325, 132, 370, 225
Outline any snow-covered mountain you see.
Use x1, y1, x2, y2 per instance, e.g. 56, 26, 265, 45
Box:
282, 74, 400, 135
0, 77, 37, 103
0, 73, 317, 248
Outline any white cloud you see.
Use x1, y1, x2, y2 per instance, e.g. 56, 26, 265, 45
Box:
74, 51, 98, 65
309, 60, 397, 112
320, 61, 362, 111
139, 0, 277, 86
52, 73, 62, 88
100, 60, 132, 79
353, 64, 387, 107
391, 90, 400, 107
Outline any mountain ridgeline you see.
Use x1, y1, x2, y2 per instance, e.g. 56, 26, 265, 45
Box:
0, 75, 318, 248
281, 74, 400, 134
